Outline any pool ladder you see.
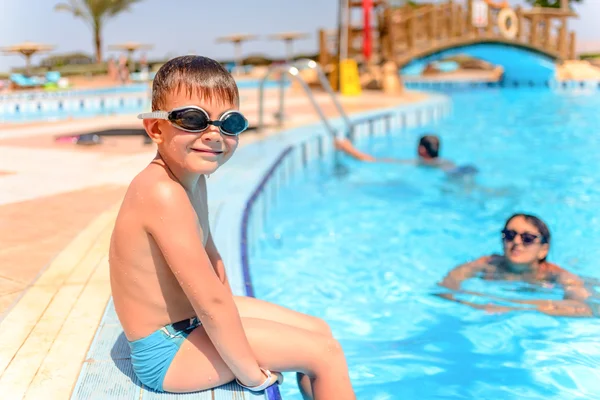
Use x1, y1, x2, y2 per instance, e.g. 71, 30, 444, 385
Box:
257, 59, 352, 138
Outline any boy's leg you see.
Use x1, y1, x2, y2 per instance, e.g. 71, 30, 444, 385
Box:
163, 317, 355, 400
234, 296, 333, 399
234, 296, 332, 336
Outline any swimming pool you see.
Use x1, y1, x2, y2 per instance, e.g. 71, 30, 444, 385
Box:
250, 88, 600, 399
0, 79, 285, 123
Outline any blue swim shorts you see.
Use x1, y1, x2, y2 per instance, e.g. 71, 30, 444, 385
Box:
128, 317, 201, 392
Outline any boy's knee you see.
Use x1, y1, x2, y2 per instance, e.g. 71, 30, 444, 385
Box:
309, 316, 333, 337
303, 336, 347, 377
317, 337, 345, 365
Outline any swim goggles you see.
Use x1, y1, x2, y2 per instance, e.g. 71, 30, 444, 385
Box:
138, 105, 248, 136
501, 229, 545, 246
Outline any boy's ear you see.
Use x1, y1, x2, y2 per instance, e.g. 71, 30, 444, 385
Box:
143, 119, 163, 144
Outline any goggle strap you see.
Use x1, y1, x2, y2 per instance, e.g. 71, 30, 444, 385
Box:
138, 111, 169, 120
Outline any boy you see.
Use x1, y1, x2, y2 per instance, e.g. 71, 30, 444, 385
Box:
109, 55, 355, 399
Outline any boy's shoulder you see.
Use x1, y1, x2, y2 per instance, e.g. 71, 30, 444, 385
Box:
128, 164, 189, 210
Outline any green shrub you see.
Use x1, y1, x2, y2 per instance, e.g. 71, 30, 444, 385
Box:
580, 53, 600, 60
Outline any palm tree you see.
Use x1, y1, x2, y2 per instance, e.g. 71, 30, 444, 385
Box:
524, 0, 582, 8
388, 0, 419, 7
55, 0, 144, 63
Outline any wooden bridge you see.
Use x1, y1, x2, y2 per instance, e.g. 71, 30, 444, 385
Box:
319, 0, 578, 68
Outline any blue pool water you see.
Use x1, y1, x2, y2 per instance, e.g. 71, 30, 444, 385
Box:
250, 88, 600, 399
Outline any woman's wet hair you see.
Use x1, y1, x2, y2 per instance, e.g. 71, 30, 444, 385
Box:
504, 213, 551, 261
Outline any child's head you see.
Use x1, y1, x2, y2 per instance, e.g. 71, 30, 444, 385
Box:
417, 134, 440, 159
141, 55, 246, 175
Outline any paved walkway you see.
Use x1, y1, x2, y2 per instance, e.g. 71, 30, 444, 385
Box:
0, 86, 428, 398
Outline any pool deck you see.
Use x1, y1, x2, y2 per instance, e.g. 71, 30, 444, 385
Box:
0, 86, 430, 399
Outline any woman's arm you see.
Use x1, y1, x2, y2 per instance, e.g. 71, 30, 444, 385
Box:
438, 290, 594, 318
439, 256, 493, 290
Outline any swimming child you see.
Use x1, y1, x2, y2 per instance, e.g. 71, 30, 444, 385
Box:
109, 55, 356, 399
335, 133, 478, 178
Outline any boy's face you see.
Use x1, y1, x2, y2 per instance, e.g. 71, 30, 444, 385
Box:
148, 89, 240, 175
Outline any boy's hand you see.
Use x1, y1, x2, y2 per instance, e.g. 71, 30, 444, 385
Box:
237, 369, 283, 391
272, 371, 284, 385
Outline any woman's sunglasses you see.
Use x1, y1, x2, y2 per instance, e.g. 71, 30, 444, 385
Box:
138, 106, 248, 136
501, 229, 545, 246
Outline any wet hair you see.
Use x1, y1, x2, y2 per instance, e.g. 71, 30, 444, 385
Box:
418, 134, 440, 158
151, 55, 239, 111
504, 213, 551, 261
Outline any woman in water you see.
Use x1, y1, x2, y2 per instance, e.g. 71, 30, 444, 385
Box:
438, 213, 594, 317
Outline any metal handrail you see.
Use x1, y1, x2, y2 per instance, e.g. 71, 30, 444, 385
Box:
257, 59, 351, 137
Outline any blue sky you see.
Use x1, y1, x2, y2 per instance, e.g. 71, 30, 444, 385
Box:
1, 0, 599, 72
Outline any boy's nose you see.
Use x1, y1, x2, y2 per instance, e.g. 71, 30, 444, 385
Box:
202, 127, 222, 141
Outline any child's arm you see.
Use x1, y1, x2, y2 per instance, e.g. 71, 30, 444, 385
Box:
333, 138, 376, 162
145, 182, 265, 387
205, 231, 233, 294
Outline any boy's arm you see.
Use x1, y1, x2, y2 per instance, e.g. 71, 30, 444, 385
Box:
205, 231, 233, 294
145, 182, 265, 387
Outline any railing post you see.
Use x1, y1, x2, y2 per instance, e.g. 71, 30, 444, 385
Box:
530, 14, 539, 46
569, 31, 576, 60
516, 6, 525, 42
558, 19, 567, 59
542, 16, 551, 50
385, 9, 395, 62
455, 4, 464, 39
486, 5, 493, 37
318, 29, 329, 67
257, 73, 268, 132
277, 71, 286, 128
429, 5, 437, 43
448, 0, 455, 37
560, 0, 569, 10
466, 0, 475, 37
406, 9, 415, 51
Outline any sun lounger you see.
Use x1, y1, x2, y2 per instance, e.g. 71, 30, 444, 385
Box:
10, 73, 45, 89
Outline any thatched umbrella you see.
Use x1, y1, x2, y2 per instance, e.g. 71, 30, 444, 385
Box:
0, 41, 55, 75
267, 32, 310, 62
216, 34, 258, 70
